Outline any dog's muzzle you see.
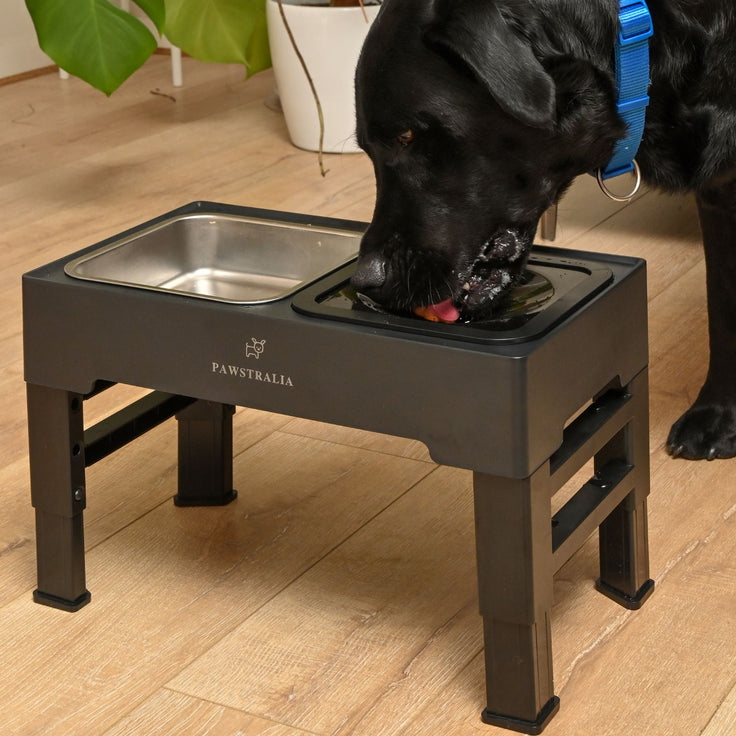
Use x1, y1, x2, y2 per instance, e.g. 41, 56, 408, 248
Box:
351, 228, 531, 324
351, 252, 387, 294
414, 228, 531, 323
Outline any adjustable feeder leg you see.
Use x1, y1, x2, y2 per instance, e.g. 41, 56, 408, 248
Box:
540, 203, 558, 241
27, 384, 91, 611
473, 468, 560, 734
174, 401, 237, 506
595, 370, 655, 609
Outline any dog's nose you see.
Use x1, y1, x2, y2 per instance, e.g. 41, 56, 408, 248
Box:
351, 252, 387, 293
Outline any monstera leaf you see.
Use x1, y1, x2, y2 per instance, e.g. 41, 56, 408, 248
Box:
26, 0, 162, 95
165, 0, 270, 74
25, 0, 271, 96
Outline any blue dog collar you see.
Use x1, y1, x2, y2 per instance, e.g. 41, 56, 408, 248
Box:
597, 0, 653, 194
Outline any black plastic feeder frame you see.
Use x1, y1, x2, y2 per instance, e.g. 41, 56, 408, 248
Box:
23, 203, 654, 734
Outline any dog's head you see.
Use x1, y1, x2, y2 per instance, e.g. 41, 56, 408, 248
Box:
353, 0, 624, 321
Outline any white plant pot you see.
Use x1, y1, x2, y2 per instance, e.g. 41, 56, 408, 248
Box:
266, 0, 380, 153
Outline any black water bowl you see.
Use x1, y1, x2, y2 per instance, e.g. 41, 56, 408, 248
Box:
292, 248, 613, 345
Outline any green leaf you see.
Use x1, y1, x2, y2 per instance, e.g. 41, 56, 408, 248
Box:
26, 0, 157, 95
133, 0, 166, 34
165, 0, 271, 75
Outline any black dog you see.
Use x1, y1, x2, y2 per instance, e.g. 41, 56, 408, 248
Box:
352, 0, 736, 460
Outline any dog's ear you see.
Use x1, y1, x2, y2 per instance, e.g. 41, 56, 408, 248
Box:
425, 0, 555, 129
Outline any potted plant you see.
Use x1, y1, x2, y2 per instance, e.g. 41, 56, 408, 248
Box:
25, 0, 379, 173
267, 0, 380, 157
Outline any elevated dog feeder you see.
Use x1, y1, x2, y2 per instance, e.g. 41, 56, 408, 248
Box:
23, 202, 653, 734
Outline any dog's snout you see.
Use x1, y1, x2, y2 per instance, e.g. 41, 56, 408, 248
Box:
351, 252, 387, 293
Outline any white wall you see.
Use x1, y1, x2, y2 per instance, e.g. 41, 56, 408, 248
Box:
0, 0, 53, 77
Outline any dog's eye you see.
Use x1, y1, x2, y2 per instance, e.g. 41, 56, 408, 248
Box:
397, 129, 414, 146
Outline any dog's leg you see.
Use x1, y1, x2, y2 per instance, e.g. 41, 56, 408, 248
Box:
667, 179, 736, 459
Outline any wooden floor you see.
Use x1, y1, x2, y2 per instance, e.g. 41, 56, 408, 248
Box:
1, 57, 734, 736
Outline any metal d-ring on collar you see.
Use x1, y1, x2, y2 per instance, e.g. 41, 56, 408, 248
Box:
597, 159, 642, 202
595, 0, 653, 202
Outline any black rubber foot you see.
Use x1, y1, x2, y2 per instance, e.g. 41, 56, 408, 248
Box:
595, 578, 654, 611
173, 489, 238, 507
33, 589, 91, 612
482, 696, 560, 734
595, 577, 655, 610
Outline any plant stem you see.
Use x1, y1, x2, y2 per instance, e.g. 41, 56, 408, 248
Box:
276, 0, 328, 177
331, 0, 369, 20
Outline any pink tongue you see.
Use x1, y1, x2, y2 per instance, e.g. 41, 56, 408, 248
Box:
430, 299, 460, 322
413, 298, 460, 323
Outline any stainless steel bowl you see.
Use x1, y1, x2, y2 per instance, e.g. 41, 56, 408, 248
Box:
65, 212, 362, 304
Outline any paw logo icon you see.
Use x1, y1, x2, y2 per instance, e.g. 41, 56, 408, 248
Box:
245, 338, 266, 360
